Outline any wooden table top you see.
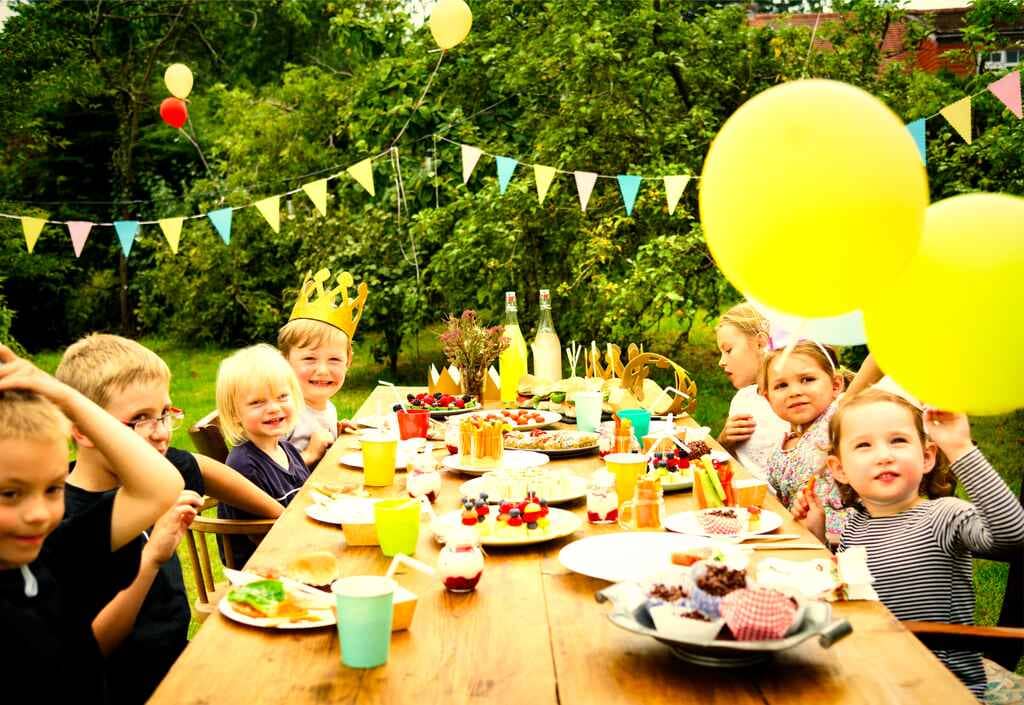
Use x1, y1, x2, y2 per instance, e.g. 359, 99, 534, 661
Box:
149, 386, 976, 705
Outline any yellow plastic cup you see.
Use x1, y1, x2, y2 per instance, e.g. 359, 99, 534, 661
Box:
361, 434, 398, 487
603, 452, 647, 509
373, 499, 421, 557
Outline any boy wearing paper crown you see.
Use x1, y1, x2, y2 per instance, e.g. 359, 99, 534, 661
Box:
279, 269, 368, 467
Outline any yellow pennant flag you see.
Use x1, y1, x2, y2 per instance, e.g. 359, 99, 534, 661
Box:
158, 218, 184, 254
21, 216, 47, 253
301, 178, 328, 216
347, 158, 375, 196
663, 175, 691, 216
255, 196, 281, 233
534, 165, 557, 204
940, 97, 972, 144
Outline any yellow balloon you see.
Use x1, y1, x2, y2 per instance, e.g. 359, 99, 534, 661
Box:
429, 0, 472, 50
699, 79, 928, 318
164, 63, 193, 100
864, 193, 1024, 414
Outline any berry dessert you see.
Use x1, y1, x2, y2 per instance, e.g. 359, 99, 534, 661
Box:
407, 392, 479, 412
437, 527, 484, 592
458, 492, 553, 539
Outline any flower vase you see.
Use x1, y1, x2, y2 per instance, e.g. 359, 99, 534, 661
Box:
459, 365, 486, 402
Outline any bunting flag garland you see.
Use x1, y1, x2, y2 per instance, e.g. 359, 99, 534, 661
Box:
495, 156, 518, 194
461, 144, 482, 184
574, 171, 598, 212
158, 217, 184, 254
617, 175, 642, 216
302, 178, 328, 216
67, 221, 92, 257
21, 216, 46, 253
906, 119, 927, 165
663, 175, 691, 215
534, 164, 556, 204
940, 96, 973, 144
113, 220, 140, 257
207, 207, 233, 244
988, 71, 1022, 119
254, 196, 281, 233
347, 158, 376, 196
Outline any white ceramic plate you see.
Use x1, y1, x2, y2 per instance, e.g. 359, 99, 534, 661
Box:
664, 508, 785, 538
218, 575, 336, 630
458, 473, 588, 505
461, 409, 562, 430
337, 439, 428, 470
305, 497, 379, 526
655, 471, 694, 492
441, 449, 549, 476
558, 532, 714, 583
431, 507, 582, 546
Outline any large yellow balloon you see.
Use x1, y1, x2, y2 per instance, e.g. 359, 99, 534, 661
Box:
429, 0, 472, 50
864, 193, 1024, 414
699, 79, 928, 318
164, 63, 193, 100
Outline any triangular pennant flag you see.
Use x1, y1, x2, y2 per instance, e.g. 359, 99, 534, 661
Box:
66, 221, 92, 258
346, 158, 375, 196
21, 217, 46, 254
617, 175, 642, 216
940, 96, 972, 144
906, 119, 927, 165
663, 175, 691, 215
574, 171, 598, 212
495, 156, 518, 194
113, 220, 139, 257
207, 208, 233, 244
461, 144, 482, 184
254, 196, 281, 233
534, 164, 557, 204
988, 71, 1022, 119
158, 217, 184, 254
301, 178, 328, 216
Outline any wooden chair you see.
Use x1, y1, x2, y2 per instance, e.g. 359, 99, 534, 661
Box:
188, 409, 229, 464
182, 497, 276, 623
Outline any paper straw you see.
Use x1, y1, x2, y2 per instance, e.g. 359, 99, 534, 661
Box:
417, 495, 438, 522
378, 380, 407, 411
385, 553, 436, 579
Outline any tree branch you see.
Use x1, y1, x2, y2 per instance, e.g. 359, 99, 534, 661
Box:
653, 0, 690, 111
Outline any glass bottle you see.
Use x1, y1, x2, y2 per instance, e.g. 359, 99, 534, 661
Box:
499, 292, 529, 407
531, 289, 562, 383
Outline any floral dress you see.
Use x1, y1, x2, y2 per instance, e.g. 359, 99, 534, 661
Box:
765, 400, 849, 541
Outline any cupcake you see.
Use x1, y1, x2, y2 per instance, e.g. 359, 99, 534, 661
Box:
720, 588, 799, 641
689, 562, 748, 619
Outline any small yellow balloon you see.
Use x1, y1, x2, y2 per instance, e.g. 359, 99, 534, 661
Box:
864, 193, 1024, 414
164, 63, 194, 100
429, 0, 472, 50
699, 79, 928, 318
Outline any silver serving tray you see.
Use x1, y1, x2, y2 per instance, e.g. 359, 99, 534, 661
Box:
595, 581, 852, 667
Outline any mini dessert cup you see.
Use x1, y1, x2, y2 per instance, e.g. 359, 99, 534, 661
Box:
647, 601, 725, 642
720, 588, 800, 641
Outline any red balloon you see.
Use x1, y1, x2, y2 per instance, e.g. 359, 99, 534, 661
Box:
159, 97, 188, 129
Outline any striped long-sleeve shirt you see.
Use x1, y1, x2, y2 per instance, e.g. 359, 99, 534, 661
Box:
840, 447, 1024, 699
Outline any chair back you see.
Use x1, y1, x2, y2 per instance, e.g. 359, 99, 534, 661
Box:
988, 480, 1024, 669
188, 410, 229, 464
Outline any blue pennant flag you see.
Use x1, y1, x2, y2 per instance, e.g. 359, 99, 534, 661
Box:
495, 156, 518, 194
207, 208, 233, 245
907, 119, 927, 165
113, 220, 139, 257
617, 175, 642, 216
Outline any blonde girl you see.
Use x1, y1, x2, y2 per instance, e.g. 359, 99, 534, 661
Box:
715, 303, 789, 481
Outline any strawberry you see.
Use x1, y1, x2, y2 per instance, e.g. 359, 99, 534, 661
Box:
454, 398, 466, 408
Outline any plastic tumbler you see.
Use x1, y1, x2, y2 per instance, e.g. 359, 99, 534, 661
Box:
616, 408, 651, 443
332, 576, 394, 668
361, 433, 398, 487
374, 498, 421, 556
603, 452, 648, 509
573, 391, 603, 433
396, 409, 430, 440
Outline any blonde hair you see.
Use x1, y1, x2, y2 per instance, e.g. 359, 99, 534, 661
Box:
216, 344, 303, 446
278, 319, 351, 358
757, 340, 850, 394
0, 391, 70, 445
716, 302, 771, 339
56, 334, 170, 408
829, 389, 955, 506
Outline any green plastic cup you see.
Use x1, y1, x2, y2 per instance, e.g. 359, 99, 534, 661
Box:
616, 408, 651, 443
573, 391, 603, 433
373, 498, 420, 557
332, 576, 394, 668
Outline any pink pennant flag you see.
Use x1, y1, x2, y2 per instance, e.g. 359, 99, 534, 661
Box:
66, 221, 93, 258
574, 171, 598, 212
988, 71, 1022, 119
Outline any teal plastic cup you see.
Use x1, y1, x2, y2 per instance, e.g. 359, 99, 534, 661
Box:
616, 408, 651, 443
332, 576, 394, 668
573, 391, 603, 433
373, 499, 421, 557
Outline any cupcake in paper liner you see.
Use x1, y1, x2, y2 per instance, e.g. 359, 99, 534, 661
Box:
698, 508, 746, 536
647, 601, 725, 642
688, 561, 748, 619
720, 587, 799, 641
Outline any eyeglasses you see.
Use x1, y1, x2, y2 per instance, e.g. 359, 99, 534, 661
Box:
124, 407, 185, 435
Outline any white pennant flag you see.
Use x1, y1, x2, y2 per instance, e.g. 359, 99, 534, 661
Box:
574, 171, 598, 212
461, 144, 483, 184
663, 175, 691, 215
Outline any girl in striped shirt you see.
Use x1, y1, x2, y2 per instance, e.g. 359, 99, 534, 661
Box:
794, 389, 1024, 698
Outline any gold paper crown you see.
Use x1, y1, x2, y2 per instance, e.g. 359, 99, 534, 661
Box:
288, 268, 368, 339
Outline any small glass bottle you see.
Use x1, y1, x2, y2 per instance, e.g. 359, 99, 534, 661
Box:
499, 292, 529, 406
586, 469, 619, 524
437, 526, 485, 593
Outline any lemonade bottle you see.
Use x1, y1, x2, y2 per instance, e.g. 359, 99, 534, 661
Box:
499, 291, 528, 406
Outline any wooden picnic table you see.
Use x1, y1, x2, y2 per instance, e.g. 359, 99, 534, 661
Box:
148, 386, 977, 704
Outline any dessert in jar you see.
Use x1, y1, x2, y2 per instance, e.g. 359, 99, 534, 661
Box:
406, 447, 442, 503
459, 417, 505, 468
586, 469, 619, 524
437, 526, 484, 592
444, 417, 461, 455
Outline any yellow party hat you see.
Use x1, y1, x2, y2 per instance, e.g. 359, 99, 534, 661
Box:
288, 268, 368, 339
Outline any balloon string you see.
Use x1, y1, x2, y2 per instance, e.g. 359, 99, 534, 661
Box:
389, 50, 446, 150
178, 122, 219, 196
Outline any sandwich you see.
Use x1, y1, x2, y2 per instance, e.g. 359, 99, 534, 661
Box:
285, 551, 339, 587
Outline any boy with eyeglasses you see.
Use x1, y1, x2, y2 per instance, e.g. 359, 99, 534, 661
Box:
55, 334, 284, 705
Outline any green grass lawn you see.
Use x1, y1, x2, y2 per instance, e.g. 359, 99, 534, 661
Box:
32, 324, 1023, 658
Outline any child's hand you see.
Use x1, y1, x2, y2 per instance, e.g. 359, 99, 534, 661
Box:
308, 429, 334, 460
0, 344, 72, 405
719, 414, 756, 446
338, 419, 359, 435
923, 408, 973, 464
141, 491, 203, 568
791, 478, 826, 543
